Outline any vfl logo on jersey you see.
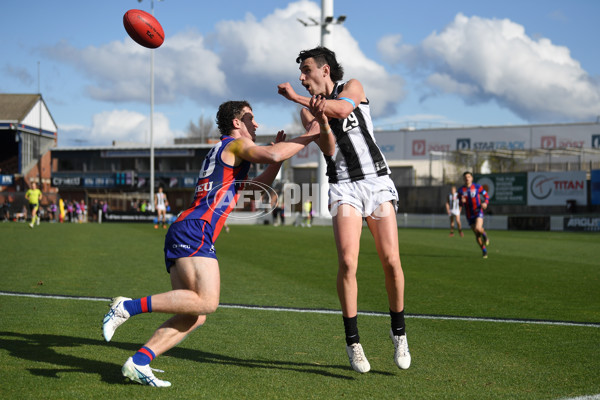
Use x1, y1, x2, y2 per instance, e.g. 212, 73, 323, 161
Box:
470, 189, 477, 198
457, 138, 470, 150
375, 161, 387, 172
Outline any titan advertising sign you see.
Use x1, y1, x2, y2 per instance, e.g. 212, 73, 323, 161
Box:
474, 173, 527, 205
527, 171, 587, 206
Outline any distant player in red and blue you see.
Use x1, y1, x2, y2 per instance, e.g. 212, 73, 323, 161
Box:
102, 100, 320, 387
458, 171, 490, 258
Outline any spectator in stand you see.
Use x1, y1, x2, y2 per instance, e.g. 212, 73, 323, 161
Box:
80, 199, 87, 223
59, 198, 65, 223
67, 201, 74, 222
1, 196, 11, 222
48, 201, 57, 222
91, 199, 99, 222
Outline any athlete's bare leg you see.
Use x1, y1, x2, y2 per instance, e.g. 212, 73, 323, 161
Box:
332, 204, 363, 317
143, 256, 220, 356
366, 201, 405, 313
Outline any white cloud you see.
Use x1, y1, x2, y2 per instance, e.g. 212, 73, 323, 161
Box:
378, 13, 600, 122
59, 110, 178, 147
44, 33, 226, 105
44, 1, 404, 124
213, 0, 405, 117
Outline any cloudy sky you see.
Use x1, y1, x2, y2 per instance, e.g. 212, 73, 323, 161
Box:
1, 0, 599, 147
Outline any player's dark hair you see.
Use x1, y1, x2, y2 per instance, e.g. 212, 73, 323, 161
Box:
463, 171, 473, 177
296, 46, 344, 82
216, 100, 252, 136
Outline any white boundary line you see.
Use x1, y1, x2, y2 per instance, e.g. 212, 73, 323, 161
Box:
2, 290, 600, 329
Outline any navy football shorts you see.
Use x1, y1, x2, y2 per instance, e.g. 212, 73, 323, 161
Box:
467, 209, 485, 226
164, 219, 217, 272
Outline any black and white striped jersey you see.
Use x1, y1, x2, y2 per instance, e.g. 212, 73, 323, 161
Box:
324, 82, 391, 184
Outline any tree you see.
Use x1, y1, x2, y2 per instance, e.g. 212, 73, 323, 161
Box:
186, 115, 217, 143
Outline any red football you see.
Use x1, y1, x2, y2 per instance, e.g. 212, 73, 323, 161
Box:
123, 9, 165, 49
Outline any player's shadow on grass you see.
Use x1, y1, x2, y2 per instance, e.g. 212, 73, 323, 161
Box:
0, 331, 130, 385
0, 331, 392, 383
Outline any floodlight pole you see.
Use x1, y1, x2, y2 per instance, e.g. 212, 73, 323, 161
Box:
316, 0, 333, 219
138, 0, 162, 211
149, 0, 156, 212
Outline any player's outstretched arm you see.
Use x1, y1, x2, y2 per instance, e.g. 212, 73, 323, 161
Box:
229, 125, 318, 165
247, 126, 318, 187
277, 79, 364, 120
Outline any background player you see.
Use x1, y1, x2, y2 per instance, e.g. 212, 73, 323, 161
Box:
458, 171, 490, 258
154, 186, 168, 229
445, 185, 463, 237
102, 100, 319, 387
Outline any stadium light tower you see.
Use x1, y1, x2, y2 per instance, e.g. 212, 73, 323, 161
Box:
297, 0, 346, 218
137, 0, 162, 211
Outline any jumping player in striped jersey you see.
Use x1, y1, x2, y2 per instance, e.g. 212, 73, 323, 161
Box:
458, 171, 490, 258
278, 46, 410, 374
102, 100, 319, 387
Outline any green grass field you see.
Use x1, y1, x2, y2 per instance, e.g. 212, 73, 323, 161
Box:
0, 222, 599, 399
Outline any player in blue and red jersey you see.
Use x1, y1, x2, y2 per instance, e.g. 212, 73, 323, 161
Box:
102, 100, 319, 387
458, 171, 490, 258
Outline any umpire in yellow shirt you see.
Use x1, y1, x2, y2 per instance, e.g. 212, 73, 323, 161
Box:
25, 182, 43, 228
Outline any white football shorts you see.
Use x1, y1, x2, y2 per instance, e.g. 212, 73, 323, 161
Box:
328, 175, 398, 218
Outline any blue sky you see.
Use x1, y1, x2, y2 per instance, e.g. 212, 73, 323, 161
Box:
1, 0, 599, 146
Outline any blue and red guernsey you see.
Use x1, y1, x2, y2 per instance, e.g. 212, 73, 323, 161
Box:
458, 183, 489, 220
175, 135, 251, 239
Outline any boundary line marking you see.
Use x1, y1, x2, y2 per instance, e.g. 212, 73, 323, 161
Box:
2, 290, 599, 328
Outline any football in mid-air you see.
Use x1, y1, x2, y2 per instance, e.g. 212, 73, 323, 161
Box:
123, 9, 165, 49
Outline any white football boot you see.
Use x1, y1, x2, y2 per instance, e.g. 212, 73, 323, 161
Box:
122, 357, 171, 387
390, 329, 411, 369
102, 296, 131, 342
346, 343, 371, 373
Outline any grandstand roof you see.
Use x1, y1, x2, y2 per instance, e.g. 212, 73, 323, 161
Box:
0, 94, 40, 122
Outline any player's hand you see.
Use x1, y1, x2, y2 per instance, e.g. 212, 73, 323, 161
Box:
309, 95, 328, 126
482, 203, 488, 210
272, 130, 286, 144
277, 82, 297, 101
